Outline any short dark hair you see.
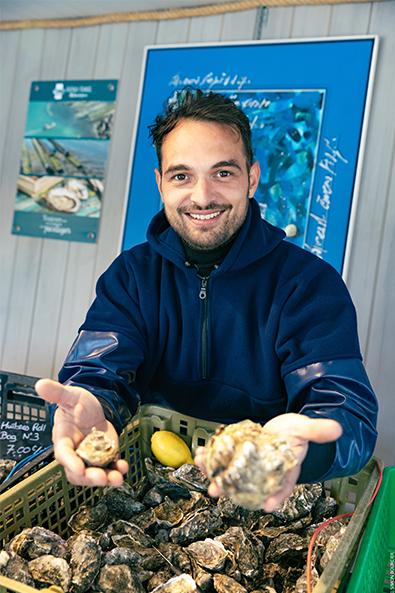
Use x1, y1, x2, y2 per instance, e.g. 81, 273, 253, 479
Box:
149, 88, 254, 173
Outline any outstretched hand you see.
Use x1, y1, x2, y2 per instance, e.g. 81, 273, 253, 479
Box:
194, 413, 342, 512
35, 378, 128, 487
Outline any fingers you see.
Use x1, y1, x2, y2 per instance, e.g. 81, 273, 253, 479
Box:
264, 413, 343, 444
36, 378, 83, 410
262, 465, 301, 512
194, 446, 207, 474
63, 458, 129, 487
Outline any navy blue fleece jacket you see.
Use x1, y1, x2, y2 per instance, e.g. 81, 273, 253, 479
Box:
60, 198, 378, 481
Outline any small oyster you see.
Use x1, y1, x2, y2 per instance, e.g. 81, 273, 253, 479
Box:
76, 428, 119, 468
187, 538, 228, 571
154, 497, 185, 529
170, 508, 223, 545
102, 546, 142, 567
146, 567, 175, 591
0, 550, 35, 586
215, 526, 263, 580
205, 420, 298, 510
28, 554, 71, 591
8, 526, 68, 560
319, 525, 347, 570
97, 563, 145, 593
0, 459, 16, 483
169, 464, 210, 493
213, 573, 247, 593
68, 502, 108, 532
312, 495, 338, 522
150, 573, 198, 592
293, 567, 319, 593
102, 483, 144, 519
272, 483, 323, 523
265, 533, 307, 566
69, 531, 101, 593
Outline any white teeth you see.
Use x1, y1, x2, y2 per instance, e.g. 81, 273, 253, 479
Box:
189, 211, 221, 220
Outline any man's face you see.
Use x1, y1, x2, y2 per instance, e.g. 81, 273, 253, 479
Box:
155, 119, 260, 250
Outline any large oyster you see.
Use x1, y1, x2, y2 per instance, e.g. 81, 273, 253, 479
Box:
205, 420, 298, 510
8, 526, 68, 559
69, 531, 101, 593
28, 554, 71, 591
76, 427, 119, 468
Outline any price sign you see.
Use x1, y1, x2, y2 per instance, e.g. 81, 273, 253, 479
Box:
0, 418, 52, 461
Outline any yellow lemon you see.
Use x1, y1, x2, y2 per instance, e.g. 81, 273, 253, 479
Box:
150, 430, 194, 468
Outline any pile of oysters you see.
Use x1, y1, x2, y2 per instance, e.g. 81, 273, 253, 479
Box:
0, 458, 346, 593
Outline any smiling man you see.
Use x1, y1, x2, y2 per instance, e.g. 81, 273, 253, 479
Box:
36, 90, 377, 508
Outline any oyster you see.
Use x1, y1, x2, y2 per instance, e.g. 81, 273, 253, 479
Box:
319, 525, 347, 570
69, 531, 101, 593
265, 533, 307, 567
154, 497, 184, 529
312, 495, 338, 522
292, 567, 319, 593
0, 459, 16, 483
8, 526, 68, 559
205, 420, 298, 510
146, 567, 175, 591
143, 486, 164, 507
169, 464, 210, 493
170, 508, 223, 545
272, 484, 323, 523
28, 554, 71, 591
158, 543, 192, 574
213, 573, 247, 593
103, 483, 145, 520
187, 538, 228, 571
76, 428, 119, 468
0, 550, 35, 586
150, 573, 198, 592
97, 563, 145, 593
68, 502, 108, 532
216, 526, 263, 580
102, 546, 142, 567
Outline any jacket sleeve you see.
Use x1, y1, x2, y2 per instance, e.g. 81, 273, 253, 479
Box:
276, 260, 378, 481
284, 358, 378, 482
58, 253, 147, 434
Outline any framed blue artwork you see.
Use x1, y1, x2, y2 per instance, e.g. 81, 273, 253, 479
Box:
121, 37, 378, 276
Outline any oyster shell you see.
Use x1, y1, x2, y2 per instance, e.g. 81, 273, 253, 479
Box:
215, 526, 263, 580
150, 573, 198, 592
169, 464, 210, 493
69, 531, 101, 593
312, 495, 338, 523
0, 550, 35, 586
102, 546, 142, 567
265, 533, 307, 567
154, 497, 184, 529
68, 502, 108, 533
170, 508, 223, 545
146, 567, 175, 591
97, 563, 145, 593
0, 459, 16, 483
187, 538, 228, 571
205, 420, 298, 510
28, 554, 71, 591
8, 526, 68, 559
213, 573, 247, 593
76, 428, 119, 468
272, 484, 323, 523
319, 526, 347, 570
103, 483, 144, 520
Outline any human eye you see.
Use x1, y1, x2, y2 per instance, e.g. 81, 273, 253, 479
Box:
216, 170, 232, 178
171, 173, 188, 182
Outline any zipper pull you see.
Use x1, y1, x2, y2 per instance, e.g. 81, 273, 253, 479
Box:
199, 276, 208, 300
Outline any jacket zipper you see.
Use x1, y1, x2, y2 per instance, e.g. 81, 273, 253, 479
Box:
198, 275, 209, 379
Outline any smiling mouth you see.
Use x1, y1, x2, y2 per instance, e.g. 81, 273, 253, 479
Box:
188, 211, 222, 221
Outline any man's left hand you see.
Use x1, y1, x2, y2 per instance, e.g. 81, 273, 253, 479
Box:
194, 413, 342, 512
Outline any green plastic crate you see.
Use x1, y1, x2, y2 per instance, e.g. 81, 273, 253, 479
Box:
0, 404, 381, 593
346, 466, 395, 593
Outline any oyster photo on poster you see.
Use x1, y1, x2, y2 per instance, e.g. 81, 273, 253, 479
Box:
12, 80, 118, 243
122, 38, 377, 275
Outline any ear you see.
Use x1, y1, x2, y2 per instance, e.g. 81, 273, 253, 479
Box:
155, 168, 164, 203
248, 161, 261, 198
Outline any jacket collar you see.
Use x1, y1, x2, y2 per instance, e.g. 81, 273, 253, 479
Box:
146, 198, 285, 273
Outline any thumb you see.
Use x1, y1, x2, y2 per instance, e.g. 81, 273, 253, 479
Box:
300, 416, 343, 444
35, 378, 86, 410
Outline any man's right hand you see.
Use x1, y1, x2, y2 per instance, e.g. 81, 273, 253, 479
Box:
35, 378, 128, 487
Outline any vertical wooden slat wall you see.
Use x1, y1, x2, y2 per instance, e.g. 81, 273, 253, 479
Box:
0, 2, 394, 464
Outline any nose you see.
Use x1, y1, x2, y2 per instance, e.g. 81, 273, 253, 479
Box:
190, 177, 214, 208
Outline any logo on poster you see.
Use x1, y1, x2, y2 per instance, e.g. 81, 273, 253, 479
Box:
53, 82, 65, 100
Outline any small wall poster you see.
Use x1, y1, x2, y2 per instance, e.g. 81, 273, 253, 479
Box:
12, 80, 118, 243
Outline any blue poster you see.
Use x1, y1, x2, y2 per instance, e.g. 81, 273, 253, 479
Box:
12, 80, 118, 243
122, 38, 377, 274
